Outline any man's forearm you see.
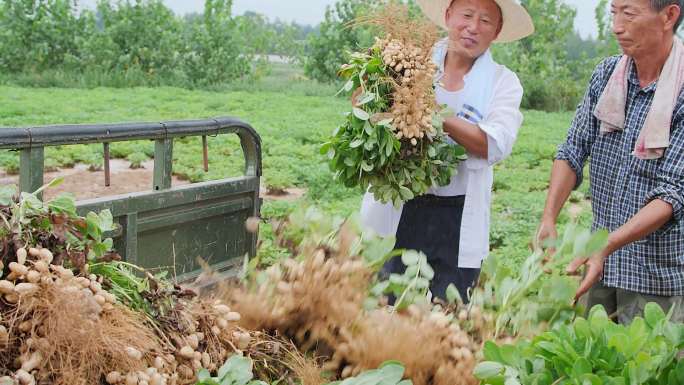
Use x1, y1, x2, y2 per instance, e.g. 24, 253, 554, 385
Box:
541, 160, 577, 223
443, 117, 488, 158
604, 199, 674, 256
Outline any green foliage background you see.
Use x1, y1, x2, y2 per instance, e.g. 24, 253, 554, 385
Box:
0, 0, 298, 87
0, 0, 625, 111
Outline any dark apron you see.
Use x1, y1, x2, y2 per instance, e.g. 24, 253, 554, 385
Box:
381, 194, 480, 303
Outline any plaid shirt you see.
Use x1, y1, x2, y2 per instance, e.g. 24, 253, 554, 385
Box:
557, 56, 684, 296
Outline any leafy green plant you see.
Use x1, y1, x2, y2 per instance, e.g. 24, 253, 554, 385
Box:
263, 169, 296, 195
1, 156, 20, 175
80, 210, 115, 259
196, 354, 267, 385
44, 157, 60, 172
79, 152, 102, 171
89, 261, 151, 313
369, 249, 433, 310
88, 260, 178, 324
470, 224, 609, 337
127, 152, 148, 169
475, 303, 684, 385
0, 178, 117, 269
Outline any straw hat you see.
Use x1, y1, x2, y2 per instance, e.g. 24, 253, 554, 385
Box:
417, 0, 534, 43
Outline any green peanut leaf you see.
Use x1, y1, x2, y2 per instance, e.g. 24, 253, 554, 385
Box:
474, 362, 505, 379
353, 107, 370, 121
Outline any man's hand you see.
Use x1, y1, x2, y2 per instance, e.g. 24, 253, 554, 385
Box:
564, 199, 674, 301
566, 253, 607, 301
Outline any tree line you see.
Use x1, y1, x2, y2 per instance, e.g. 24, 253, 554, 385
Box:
1, 0, 631, 111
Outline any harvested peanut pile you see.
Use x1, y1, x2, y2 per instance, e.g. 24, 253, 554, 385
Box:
0, 183, 271, 385
0, 245, 252, 385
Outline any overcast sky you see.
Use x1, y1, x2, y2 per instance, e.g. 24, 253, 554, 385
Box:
78, 0, 602, 38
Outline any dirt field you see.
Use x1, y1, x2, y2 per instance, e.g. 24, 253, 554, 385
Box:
0, 159, 305, 202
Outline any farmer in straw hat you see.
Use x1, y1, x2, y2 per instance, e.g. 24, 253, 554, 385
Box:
537, 0, 684, 323
361, 0, 534, 302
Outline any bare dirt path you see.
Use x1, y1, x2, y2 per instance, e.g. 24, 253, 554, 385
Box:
0, 160, 305, 202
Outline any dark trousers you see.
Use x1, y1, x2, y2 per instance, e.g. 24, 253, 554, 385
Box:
381, 194, 480, 303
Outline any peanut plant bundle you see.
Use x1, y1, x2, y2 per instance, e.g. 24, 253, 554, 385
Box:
321, 6, 466, 207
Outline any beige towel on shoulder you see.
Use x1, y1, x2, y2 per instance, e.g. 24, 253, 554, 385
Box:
594, 38, 684, 160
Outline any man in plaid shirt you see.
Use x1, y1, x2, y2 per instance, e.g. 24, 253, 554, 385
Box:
537, 0, 684, 323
